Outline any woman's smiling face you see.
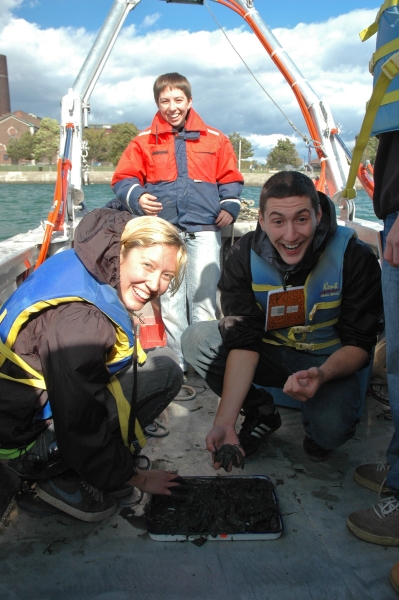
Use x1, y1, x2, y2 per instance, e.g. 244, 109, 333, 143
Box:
119, 243, 177, 311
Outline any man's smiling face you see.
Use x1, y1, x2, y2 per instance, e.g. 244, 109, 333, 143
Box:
258, 195, 322, 265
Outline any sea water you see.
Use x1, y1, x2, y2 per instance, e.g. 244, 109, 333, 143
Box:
0, 183, 379, 243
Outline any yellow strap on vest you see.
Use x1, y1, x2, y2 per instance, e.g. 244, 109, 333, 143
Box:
288, 318, 339, 336
252, 283, 283, 292
107, 375, 147, 451
371, 37, 399, 73
381, 89, 399, 105
360, 0, 399, 42
342, 51, 399, 200
0, 336, 44, 387
136, 340, 147, 365
309, 299, 342, 321
262, 336, 341, 352
0, 372, 47, 389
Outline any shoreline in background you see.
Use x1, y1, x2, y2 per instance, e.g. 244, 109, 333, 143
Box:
0, 170, 363, 188
0, 171, 268, 186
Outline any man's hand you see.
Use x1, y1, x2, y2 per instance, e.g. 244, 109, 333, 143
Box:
215, 209, 233, 228
206, 424, 243, 471
127, 468, 180, 495
138, 193, 163, 216
384, 214, 399, 268
283, 367, 325, 402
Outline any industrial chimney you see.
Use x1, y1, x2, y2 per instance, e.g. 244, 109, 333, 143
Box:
0, 55, 11, 117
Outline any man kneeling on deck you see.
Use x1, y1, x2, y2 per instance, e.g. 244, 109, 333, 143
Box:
182, 171, 383, 467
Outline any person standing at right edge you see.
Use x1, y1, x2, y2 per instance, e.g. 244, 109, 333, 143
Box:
346, 4, 399, 593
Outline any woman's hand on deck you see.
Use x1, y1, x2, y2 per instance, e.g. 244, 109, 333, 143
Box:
128, 468, 180, 495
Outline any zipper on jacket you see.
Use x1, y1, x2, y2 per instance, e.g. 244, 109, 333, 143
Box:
283, 272, 289, 291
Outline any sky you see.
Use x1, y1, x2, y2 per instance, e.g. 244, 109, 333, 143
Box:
0, 0, 380, 162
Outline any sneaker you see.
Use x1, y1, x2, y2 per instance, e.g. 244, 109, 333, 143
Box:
108, 483, 134, 499
346, 496, 399, 546
354, 462, 390, 493
35, 472, 117, 522
303, 435, 332, 462
238, 407, 282, 456
390, 561, 399, 595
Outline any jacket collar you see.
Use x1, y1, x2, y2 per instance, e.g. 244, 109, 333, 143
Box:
150, 108, 208, 135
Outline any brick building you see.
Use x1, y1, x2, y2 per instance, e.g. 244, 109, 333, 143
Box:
0, 110, 41, 165
0, 55, 42, 165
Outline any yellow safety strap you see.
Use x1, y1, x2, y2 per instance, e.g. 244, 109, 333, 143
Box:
0, 336, 45, 388
360, 0, 399, 42
371, 37, 399, 73
309, 299, 342, 321
381, 89, 399, 105
107, 375, 147, 451
252, 283, 283, 292
288, 318, 339, 337
342, 51, 399, 200
262, 336, 341, 352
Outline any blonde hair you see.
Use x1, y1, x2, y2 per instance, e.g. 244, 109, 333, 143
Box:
120, 216, 187, 294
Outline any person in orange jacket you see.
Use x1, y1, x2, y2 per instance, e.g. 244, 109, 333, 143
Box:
108, 73, 244, 372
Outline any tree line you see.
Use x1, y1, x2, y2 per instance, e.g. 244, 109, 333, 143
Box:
6, 119, 140, 167
6, 117, 378, 170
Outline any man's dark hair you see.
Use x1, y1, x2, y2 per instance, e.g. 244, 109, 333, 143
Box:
259, 171, 320, 214
153, 73, 192, 104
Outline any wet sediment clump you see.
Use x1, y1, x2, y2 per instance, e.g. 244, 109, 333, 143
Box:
147, 477, 281, 537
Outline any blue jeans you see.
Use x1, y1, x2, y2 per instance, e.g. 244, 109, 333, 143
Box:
182, 321, 362, 449
382, 212, 399, 496
160, 230, 221, 369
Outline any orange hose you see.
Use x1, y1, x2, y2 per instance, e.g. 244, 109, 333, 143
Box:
218, 0, 327, 176
34, 159, 63, 269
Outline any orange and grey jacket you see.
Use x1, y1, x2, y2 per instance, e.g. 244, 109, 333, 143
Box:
110, 109, 243, 232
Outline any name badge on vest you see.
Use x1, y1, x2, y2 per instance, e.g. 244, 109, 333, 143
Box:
266, 286, 306, 331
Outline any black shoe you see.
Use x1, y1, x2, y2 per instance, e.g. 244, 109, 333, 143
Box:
303, 435, 332, 462
238, 408, 282, 456
36, 472, 117, 522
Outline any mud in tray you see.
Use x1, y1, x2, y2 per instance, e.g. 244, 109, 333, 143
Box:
146, 475, 283, 541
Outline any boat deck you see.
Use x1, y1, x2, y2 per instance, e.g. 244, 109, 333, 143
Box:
0, 368, 396, 600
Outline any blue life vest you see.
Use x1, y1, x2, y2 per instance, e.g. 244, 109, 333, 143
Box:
367, 3, 399, 135
0, 249, 147, 450
251, 226, 355, 354
0, 249, 135, 376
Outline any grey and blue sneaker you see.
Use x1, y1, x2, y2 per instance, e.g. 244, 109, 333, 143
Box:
36, 472, 117, 522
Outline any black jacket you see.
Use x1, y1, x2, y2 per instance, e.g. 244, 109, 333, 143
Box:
219, 193, 383, 355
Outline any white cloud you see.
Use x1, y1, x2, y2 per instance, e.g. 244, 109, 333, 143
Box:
142, 13, 161, 28
0, 6, 377, 163
0, 0, 23, 28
